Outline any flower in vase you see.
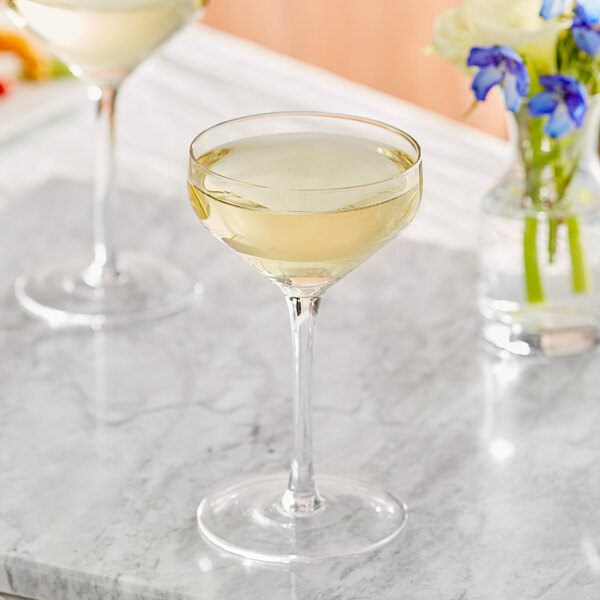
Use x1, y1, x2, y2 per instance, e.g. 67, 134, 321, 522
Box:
540, 0, 574, 20
431, 0, 569, 74
431, 0, 600, 320
467, 45, 530, 111
528, 74, 588, 137
572, 4, 600, 56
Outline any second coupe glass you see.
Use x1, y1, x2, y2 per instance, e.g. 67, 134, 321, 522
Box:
8, 0, 206, 327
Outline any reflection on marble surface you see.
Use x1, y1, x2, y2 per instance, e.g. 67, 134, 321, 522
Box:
1, 180, 600, 599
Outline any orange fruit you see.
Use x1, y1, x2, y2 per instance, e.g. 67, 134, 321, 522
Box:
0, 29, 51, 80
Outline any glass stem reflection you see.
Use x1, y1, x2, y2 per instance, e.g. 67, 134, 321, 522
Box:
84, 84, 123, 288
281, 296, 325, 515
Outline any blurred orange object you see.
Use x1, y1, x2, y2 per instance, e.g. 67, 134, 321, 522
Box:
0, 29, 51, 80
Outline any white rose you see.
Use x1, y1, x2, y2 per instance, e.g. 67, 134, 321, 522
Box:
431, 0, 569, 74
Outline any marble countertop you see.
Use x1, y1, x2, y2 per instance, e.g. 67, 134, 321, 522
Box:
1, 23, 599, 600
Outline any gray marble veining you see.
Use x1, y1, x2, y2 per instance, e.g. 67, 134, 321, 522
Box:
1, 180, 600, 599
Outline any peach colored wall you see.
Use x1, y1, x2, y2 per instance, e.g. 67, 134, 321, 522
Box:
203, 0, 506, 138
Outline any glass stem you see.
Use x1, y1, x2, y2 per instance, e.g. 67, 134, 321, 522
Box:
84, 84, 123, 288
281, 296, 324, 515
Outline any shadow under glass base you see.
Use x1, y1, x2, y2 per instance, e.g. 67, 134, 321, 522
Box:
197, 472, 407, 564
14, 251, 199, 329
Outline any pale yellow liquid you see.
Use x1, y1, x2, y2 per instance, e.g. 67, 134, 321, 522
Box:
8, 0, 204, 83
189, 133, 422, 294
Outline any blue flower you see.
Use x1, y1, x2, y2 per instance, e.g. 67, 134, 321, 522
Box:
572, 3, 600, 56
528, 74, 588, 137
576, 0, 600, 22
467, 45, 530, 112
540, 0, 574, 20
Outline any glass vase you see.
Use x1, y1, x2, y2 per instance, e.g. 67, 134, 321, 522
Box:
479, 100, 600, 357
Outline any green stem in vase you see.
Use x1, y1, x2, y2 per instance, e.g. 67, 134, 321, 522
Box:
552, 135, 592, 295
548, 217, 558, 263
568, 216, 591, 293
520, 110, 546, 304
547, 138, 567, 266
519, 107, 591, 302
523, 216, 545, 303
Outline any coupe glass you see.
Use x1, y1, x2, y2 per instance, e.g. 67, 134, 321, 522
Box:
7, 0, 206, 328
188, 112, 423, 563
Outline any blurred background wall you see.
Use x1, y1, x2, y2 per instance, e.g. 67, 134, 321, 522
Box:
203, 0, 507, 138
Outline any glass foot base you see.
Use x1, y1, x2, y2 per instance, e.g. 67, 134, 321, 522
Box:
197, 472, 407, 564
483, 320, 600, 357
15, 251, 199, 328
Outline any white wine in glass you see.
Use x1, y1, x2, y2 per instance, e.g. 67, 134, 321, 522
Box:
188, 112, 423, 563
7, 0, 207, 327
190, 132, 420, 295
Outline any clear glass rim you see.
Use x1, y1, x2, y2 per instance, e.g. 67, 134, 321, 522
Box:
188, 111, 422, 194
